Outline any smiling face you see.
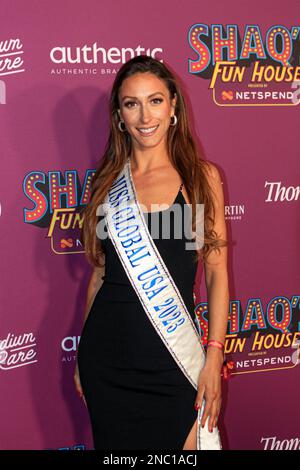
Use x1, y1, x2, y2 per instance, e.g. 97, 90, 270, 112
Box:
117, 72, 177, 150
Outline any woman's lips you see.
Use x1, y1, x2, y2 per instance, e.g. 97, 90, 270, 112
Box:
136, 124, 159, 137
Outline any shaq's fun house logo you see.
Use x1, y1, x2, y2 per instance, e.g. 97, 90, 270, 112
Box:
188, 24, 300, 106
195, 295, 300, 376
23, 169, 95, 254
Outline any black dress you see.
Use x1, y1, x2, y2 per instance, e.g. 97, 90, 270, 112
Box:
77, 184, 199, 450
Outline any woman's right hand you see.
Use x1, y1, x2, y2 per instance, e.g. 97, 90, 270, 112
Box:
74, 361, 87, 407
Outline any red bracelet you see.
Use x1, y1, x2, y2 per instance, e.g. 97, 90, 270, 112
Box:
203, 339, 234, 380
207, 339, 224, 350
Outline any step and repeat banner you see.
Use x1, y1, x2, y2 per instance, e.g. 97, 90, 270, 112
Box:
0, 0, 299, 451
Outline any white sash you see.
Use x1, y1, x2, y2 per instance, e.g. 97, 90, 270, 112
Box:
100, 156, 222, 450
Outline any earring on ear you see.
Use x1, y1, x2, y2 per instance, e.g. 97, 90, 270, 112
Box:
170, 115, 177, 126
118, 120, 127, 132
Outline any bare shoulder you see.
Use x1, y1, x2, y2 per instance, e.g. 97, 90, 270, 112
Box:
203, 161, 224, 207
204, 161, 222, 184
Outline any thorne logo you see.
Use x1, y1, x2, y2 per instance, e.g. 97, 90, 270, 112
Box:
261, 436, 300, 450
265, 181, 300, 202
0, 332, 37, 369
50, 44, 163, 65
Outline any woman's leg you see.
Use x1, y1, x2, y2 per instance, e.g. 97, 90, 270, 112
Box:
182, 417, 198, 450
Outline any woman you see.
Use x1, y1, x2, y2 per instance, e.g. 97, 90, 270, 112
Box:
74, 55, 229, 450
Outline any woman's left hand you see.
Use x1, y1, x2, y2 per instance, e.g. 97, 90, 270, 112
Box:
194, 362, 222, 432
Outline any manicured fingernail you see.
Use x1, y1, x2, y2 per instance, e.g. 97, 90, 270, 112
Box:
194, 403, 200, 410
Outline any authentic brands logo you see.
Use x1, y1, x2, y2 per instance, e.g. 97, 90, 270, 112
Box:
50, 45, 163, 75
188, 24, 300, 106
23, 169, 95, 254
61, 335, 80, 358
61, 335, 81, 371
195, 295, 300, 375
0, 332, 37, 369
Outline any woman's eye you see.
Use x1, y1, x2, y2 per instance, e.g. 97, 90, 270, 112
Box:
124, 101, 136, 108
124, 98, 163, 108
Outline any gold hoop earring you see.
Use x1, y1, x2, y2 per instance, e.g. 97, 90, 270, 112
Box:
118, 120, 127, 132
170, 115, 177, 126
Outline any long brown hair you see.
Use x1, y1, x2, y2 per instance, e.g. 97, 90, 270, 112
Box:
81, 55, 228, 268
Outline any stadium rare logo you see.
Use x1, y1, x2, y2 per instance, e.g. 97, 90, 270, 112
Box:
0, 332, 37, 370
188, 24, 300, 106
23, 169, 95, 254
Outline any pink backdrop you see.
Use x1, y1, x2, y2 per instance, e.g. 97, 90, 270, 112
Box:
1, 0, 299, 450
